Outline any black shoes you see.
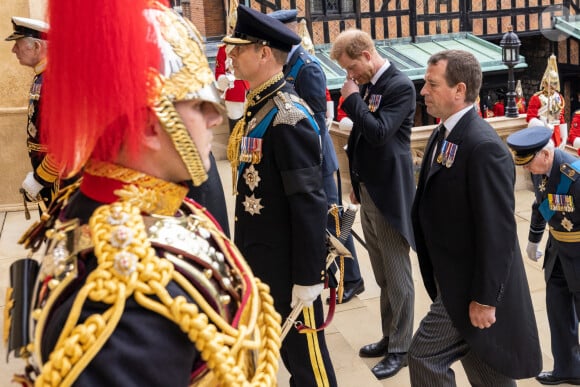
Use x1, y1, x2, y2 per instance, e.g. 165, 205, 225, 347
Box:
536, 371, 580, 385
359, 337, 389, 358
371, 353, 408, 380
327, 279, 365, 304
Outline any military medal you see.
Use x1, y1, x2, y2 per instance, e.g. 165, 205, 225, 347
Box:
243, 164, 261, 191
561, 216, 574, 232
243, 194, 264, 215
437, 140, 458, 167
538, 176, 547, 192
444, 142, 458, 168
548, 194, 575, 212
239, 137, 263, 164
368, 94, 381, 112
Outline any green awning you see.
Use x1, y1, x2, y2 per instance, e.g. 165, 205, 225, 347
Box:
314, 32, 527, 90
554, 16, 580, 41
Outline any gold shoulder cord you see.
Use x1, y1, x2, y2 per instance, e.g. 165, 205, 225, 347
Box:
34, 197, 281, 386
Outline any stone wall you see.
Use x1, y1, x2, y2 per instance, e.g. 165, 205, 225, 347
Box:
330, 114, 533, 193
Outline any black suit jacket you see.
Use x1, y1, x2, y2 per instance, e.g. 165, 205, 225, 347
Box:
341, 63, 416, 249
412, 107, 542, 378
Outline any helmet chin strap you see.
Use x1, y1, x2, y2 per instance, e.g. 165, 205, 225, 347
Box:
154, 95, 208, 187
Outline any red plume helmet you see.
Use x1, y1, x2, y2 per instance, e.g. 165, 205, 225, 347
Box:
42, 0, 163, 176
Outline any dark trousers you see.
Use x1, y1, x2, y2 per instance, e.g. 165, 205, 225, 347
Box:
546, 257, 580, 377
279, 297, 337, 387
409, 295, 515, 387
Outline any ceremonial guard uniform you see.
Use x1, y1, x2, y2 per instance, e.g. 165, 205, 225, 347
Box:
526, 54, 567, 148
508, 127, 580, 385
568, 110, 580, 154
225, 6, 337, 386
4, 2, 280, 386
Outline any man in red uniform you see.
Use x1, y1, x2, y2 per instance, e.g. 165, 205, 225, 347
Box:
215, 0, 248, 133
568, 110, 580, 155
527, 54, 567, 148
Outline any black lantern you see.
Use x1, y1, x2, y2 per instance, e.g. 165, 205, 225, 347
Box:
500, 26, 521, 118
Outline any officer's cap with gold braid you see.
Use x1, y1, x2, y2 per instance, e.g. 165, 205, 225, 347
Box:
41, 0, 221, 186
507, 126, 553, 165
223, 5, 301, 52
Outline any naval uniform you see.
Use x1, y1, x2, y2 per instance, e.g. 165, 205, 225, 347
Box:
529, 149, 580, 379
25, 61, 77, 206
233, 76, 337, 387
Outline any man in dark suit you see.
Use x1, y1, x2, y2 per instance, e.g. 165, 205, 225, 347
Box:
225, 5, 337, 386
269, 9, 364, 304
330, 28, 416, 380
409, 49, 542, 386
507, 126, 580, 386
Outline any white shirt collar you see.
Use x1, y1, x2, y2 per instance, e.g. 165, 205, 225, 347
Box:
370, 59, 391, 85
441, 105, 475, 136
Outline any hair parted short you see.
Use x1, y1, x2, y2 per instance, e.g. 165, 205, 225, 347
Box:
428, 49, 482, 103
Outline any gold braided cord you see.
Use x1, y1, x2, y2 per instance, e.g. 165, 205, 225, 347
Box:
329, 205, 340, 238
154, 96, 208, 187
226, 73, 284, 194
35, 198, 281, 386
85, 160, 188, 216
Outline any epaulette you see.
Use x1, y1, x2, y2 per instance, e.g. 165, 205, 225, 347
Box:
272, 91, 308, 127
561, 163, 579, 182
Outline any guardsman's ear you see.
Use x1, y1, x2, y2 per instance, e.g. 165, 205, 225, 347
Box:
142, 113, 163, 151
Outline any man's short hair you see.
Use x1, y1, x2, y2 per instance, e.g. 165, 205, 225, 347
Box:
428, 50, 482, 103
330, 29, 375, 61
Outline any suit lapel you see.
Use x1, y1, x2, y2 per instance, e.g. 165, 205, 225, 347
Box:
423, 107, 478, 182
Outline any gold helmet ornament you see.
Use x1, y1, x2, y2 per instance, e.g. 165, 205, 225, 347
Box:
42, 0, 222, 187
516, 79, 524, 98
227, 0, 239, 34
540, 54, 560, 93
298, 19, 315, 55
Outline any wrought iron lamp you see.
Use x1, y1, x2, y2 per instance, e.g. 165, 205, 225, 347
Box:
500, 25, 521, 118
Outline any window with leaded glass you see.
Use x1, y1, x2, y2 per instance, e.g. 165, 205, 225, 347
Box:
311, 0, 355, 15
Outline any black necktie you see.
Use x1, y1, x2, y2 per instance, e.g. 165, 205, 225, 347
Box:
363, 83, 373, 102
431, 124, 446, 165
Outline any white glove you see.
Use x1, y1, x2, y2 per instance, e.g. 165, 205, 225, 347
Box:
338, 117, 353, 131
291, 283, 324, 308
528, 117, 546, 128
216, 73, 235, 92
573, 137, 580, 148
525, 241, 543, 262
558, 123, 568, 149
325, 101, 334, 129
22, 172, 44, 200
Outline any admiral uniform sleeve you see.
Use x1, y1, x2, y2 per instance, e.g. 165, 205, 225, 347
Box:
272, 118, 327, 286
